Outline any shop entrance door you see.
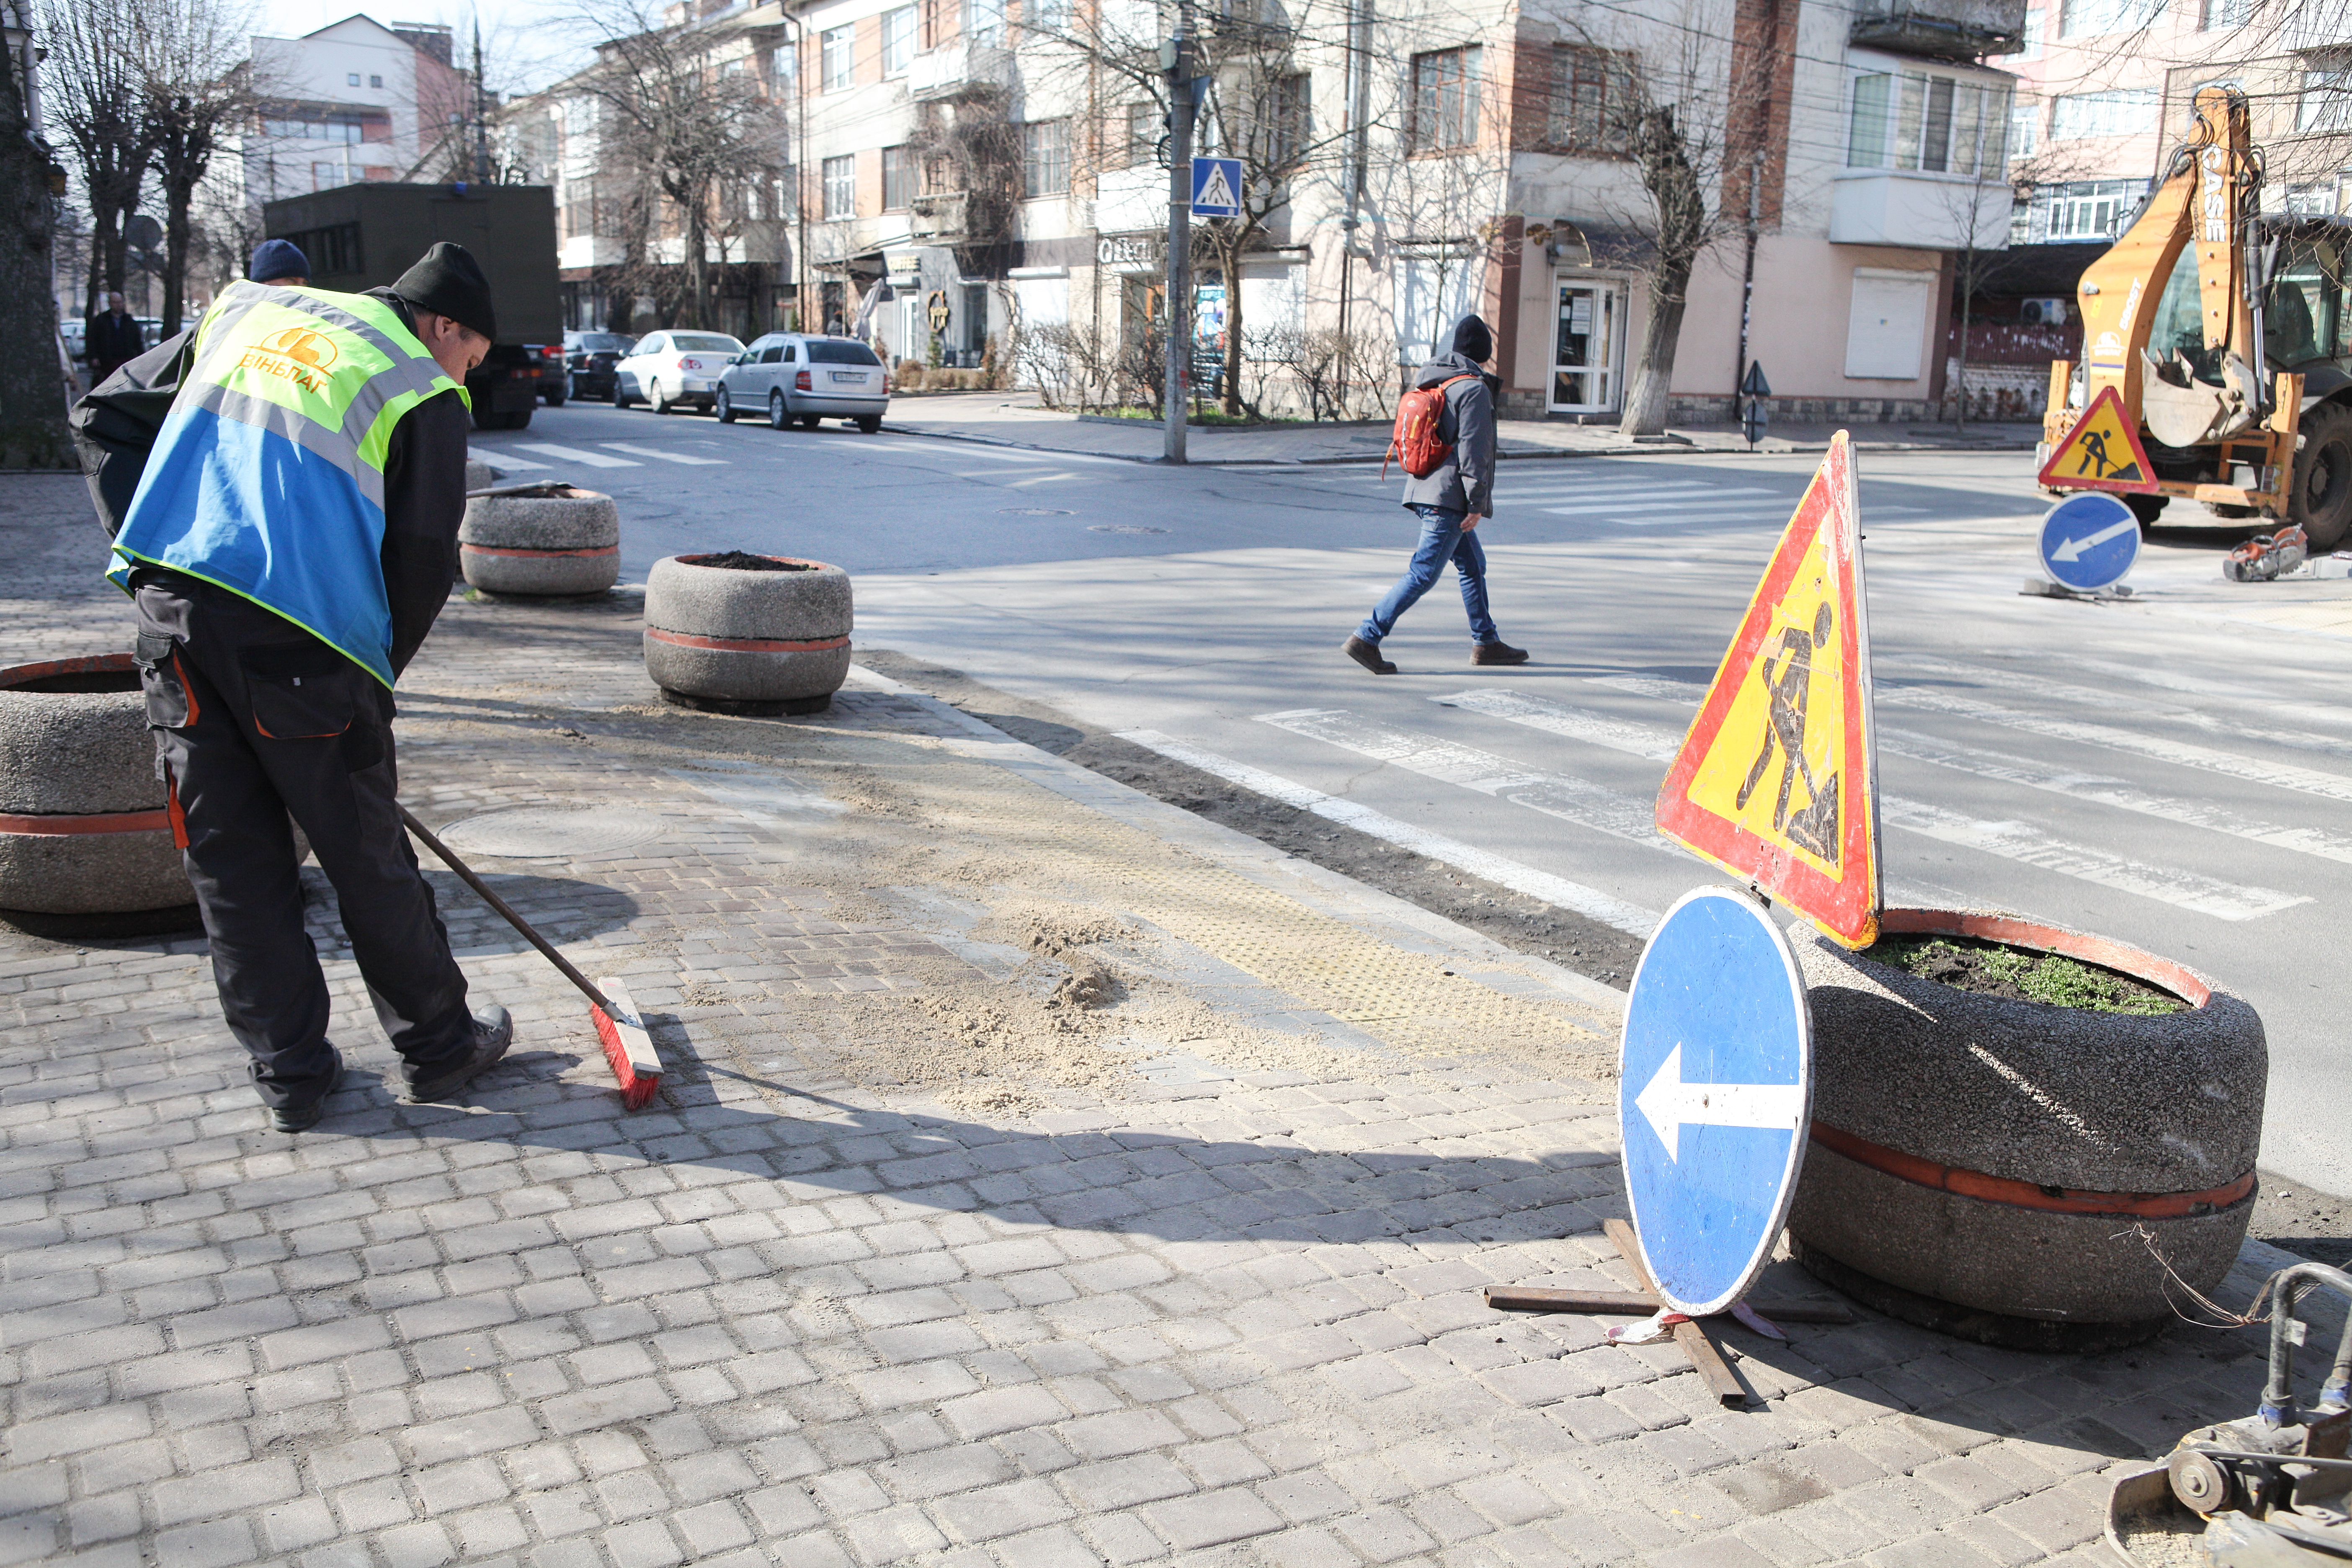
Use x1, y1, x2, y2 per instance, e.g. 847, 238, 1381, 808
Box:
1550, 281, 1621, 414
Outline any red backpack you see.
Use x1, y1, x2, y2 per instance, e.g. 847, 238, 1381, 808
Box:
1383, 374, 1475, 479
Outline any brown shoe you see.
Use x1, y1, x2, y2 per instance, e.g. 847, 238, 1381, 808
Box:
1344, 635, 1397, 675
1472, 641, 1529, 666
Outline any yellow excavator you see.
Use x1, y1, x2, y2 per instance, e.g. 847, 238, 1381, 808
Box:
2042, 85, 2352, 549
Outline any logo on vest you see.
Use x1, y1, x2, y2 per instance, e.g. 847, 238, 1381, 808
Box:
241, 325, 340, 393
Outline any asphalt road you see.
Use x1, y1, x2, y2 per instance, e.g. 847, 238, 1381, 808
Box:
473, 397, 2352, 1199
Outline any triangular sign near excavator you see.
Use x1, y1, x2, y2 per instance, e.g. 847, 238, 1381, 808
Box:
2036, 385, 2158, 494
1653, 433, 1884, 949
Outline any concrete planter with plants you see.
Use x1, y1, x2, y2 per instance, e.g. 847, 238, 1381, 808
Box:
1786, 907, 2265, 1350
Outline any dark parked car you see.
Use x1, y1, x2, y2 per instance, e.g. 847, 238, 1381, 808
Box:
563, 331, 636, 401
531, 341, 567, 405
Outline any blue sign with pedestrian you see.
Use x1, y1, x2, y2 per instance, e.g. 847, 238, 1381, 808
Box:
1621, 886, 1813, 1316
2037, 491, 2141, 593
1191, 157, 1242, 219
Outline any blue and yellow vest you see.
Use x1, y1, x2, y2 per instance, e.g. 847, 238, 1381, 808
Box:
108, 282, 466, 688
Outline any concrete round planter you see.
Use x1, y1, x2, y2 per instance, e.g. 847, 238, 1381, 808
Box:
1787, 907, 2265, 1350
459, 486, 620, 597
0, 654, 195, 933
642, 552, 852, 716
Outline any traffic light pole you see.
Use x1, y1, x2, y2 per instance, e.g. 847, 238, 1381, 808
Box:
1162, 30, 1193, 464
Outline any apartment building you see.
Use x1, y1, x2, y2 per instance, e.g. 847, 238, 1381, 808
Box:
516, 0, 2032, 419
233, 17, 472, 211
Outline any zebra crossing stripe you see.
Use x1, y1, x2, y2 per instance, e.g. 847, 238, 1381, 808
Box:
1112, 728, 1658, 937
1892, 655, 2352, 765
1421, 691, 2305, 921
511, 442, 641, 469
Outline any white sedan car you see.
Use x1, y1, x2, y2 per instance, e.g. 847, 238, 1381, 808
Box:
613, 330, 746, 414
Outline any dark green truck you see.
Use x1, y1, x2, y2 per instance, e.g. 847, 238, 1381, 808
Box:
263, 182, 562, 431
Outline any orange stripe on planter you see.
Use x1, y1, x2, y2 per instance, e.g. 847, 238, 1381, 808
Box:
0, 808, 173, 836
461, 544, 620, 559
1809, 1122, 2255, 1218
644, 628, 849, 653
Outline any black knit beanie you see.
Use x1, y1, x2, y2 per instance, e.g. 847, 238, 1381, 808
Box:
1451, 314, 1493, 364
391, 242, 498, 342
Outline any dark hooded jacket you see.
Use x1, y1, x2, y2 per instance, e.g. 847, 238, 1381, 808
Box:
1398, 320, 1499, 518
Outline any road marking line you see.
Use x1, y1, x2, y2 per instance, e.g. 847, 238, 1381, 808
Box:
1114, 728, 1658, 937
511, 442, 641, 469
1892, 655, 2352, 763
597, 443, 726, 465
1596, 509, 1797, 526
475, 451, 552, 470
1428, 690, 2306, 921
1003, 472, 1078, 487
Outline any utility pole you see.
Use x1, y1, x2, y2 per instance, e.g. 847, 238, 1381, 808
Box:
472, 18, 491, 186
1161, 20, 1194, 464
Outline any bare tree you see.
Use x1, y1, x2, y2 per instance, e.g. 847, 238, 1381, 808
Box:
39, 0, 156, 318
0, 0, 70, 465
145, 0, 255, 336
571, 0, 786, 330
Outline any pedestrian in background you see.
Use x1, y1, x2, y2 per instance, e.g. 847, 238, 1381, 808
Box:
1345, 314, 1529, 674
103, 243, 515, 1133
86, 291, 144, 384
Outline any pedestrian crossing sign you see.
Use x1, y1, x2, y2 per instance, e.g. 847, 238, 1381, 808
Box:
1653, 433, 1884, 948
2036, 385, 2157, 494
1191, 157, 1242, 219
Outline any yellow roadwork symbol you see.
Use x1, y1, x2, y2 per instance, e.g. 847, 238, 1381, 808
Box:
1655, 433, 1884, 948
2037, 384, 2156, 495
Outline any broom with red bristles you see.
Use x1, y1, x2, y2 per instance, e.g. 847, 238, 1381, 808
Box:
399, 805, 664, 1109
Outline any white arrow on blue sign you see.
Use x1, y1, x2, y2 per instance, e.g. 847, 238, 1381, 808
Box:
1191, 156, 1242, 219
1620, 885, 1813, 1317
2037, 490, 2141, 593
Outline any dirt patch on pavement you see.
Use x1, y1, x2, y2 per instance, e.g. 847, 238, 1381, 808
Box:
853, 650, 1649, 991
2251, 1170, 2352, 1269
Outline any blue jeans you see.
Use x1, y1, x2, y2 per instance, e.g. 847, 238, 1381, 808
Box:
1358, 505, 1498, 645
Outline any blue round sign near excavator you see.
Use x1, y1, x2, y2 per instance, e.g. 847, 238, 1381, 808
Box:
1620, 886, 1814, 1316
2038, 491, 2142, 594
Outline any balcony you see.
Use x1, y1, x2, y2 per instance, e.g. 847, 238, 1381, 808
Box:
1850, 0, 2027, 59
1830, 170, 2013, 249
910, 191, 969, 241
906, 41, 1011, 100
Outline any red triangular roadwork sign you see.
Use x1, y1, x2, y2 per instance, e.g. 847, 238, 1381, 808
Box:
1653, 433, 1883, 948
2036, 384, 2158, 494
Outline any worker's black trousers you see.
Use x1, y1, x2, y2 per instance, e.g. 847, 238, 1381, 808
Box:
131, 573, 474, 1110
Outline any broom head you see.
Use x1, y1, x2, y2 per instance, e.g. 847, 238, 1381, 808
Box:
592, 977, 663, 1110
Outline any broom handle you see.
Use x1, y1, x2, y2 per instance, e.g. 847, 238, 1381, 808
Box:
397, 804, 615, 1016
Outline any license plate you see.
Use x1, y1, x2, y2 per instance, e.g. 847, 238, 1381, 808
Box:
830, 371, 864, 384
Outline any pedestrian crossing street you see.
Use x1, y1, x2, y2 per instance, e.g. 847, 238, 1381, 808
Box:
1119, 650, 2348, 935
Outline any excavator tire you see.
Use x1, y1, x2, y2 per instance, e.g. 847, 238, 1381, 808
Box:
2124, 494, 2168, 526
2290, 401, 2352, 552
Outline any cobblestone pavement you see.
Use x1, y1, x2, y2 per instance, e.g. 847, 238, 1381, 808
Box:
3, 474, 2335, 1568
879, 394, 2041, 465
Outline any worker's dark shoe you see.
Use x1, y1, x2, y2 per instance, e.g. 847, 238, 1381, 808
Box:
405, 1007, 514, 1104
1344, 634, 1397, 675
1472, 640, 1530, 666
269, 1046, 345, 1134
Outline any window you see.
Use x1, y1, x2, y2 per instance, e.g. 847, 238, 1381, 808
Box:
2010, 97, 2041, 157
822, 25, 854, 90
921, 0, 953, 49
1550, 45, 1633, 152
2027, 178, 2143, 240
1127, 101, 1161, 167
881, 7, 916, 74
761, 342, 786, 364
1027, 0, 1069, 30
369, 73, 383, 88
2060, 0, 2162, 35
263, 115, 386, 143
770, 43, 798, 92
346, 72, 360, 86
1262, 72, 1310, 168
2300, 64, 2352, 132
1022, 119, 1069, 195
823, 153, 856, 218
2019, 7, 2044, 56
2049, 88, 2158, 138
2201, 0, 2251, 26
882, 144, 913, 209
970, 0, 1004, 44
808, 339, 882, 364
312, 162, 342, 191
1411, 46, 1481, 151
1847, 71, 2010, 173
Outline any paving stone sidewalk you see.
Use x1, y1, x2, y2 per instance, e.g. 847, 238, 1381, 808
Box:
2, 473, 2331, 1568
879, 392, 2041, 464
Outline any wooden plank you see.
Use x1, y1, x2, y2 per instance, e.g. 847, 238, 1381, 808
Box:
1603, 1219, 1750, 1408
1483, 1285, 1852, 1324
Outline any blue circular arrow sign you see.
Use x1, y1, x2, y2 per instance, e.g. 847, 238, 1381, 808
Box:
2037, 491, 2141, 593
1621, 887, 1813, 1316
